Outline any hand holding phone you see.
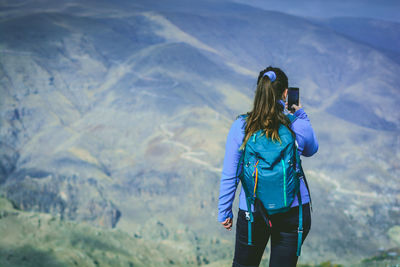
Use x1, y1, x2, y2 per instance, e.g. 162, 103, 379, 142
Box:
288, 87, 300, 113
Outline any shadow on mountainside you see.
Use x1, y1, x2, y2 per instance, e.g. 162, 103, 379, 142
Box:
69, 231, 132, 257
0, 244, 69, 267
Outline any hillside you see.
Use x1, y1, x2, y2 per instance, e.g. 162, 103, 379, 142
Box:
0, 196, 223, 266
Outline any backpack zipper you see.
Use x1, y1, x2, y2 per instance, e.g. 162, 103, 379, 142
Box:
281, 159, 287, 206
252, 160, 259, 197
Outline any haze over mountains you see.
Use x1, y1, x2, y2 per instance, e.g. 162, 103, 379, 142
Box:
0, 0, 399, 266
233, 0, 400, 23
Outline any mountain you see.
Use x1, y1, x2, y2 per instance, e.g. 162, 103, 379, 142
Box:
0, 0, 399, 265
310, 17, 400, 63
231, 0, 400, 23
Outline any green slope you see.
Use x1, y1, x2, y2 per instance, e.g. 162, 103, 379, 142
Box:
0, 197, 201, 267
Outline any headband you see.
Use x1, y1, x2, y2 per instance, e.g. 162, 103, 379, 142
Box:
263, 71, 276, 82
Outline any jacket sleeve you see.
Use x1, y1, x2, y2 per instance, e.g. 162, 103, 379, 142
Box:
291, 108, 319, 157
217, 118, 245, 222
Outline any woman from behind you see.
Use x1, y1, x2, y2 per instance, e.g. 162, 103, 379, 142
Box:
218, 66, 318, 267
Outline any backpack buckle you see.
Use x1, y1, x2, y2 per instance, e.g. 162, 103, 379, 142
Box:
245, 212, 251, 221
298, 228, 303, 233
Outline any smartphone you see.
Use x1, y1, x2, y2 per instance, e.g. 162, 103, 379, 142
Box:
288, 87, 299, 112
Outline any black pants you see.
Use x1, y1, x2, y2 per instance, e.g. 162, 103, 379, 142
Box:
232, 203, 311, 267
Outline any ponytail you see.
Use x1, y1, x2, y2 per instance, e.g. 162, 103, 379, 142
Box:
239, 66, 292, 151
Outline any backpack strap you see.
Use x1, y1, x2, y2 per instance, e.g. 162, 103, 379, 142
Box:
290, 113, 309, 254
245, 196, 254, 245
234, 150, 245, 187
234, 113, 248, 187
297, 189, 303, 256
290, 115, 313, 212
236, 113, 248, 120
286, 113, 298, 124
238, 149, 254, 246
293, 144, 304, 256
300, 165, 313, 212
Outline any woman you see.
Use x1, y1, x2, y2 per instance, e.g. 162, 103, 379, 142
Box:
218, 66, 318, 267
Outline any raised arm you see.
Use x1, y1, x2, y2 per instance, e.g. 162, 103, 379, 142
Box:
217, 117, 245, 222
291, 108, 319, 157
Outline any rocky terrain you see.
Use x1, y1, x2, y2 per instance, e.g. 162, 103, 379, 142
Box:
0, 0, 399, 265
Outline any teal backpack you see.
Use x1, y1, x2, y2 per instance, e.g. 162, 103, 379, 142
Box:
235, 113, 310, 256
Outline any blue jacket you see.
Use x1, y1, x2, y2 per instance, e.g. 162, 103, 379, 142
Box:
218, 105, 319, 222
